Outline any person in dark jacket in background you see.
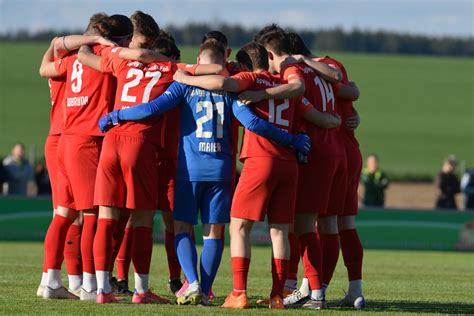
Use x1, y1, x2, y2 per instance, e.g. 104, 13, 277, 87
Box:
361, 154, 389, 207
435, 155, 460, 209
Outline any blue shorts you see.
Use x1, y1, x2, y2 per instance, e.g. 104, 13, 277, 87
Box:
173, 181, 231, 225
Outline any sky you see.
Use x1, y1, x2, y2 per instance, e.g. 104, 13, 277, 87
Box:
0, 0, 472, 37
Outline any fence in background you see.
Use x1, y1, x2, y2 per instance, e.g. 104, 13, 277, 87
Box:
1, 197, 473, 251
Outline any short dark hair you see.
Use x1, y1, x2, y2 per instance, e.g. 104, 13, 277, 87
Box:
130, 11, 159, 47
107, 14, 134, 40
198, 39, 225, 60
287, 32, 312, 56
236, 42, 269, 72
202, 31, 228, 47
259, 30, 291, 56
153, 35, 181, 61
253, 23, 285, 44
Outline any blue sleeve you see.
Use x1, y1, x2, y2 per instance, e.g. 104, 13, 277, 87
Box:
231, 99, 293, 146
118, 82, 186, 121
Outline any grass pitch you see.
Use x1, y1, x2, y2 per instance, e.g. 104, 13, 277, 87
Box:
0, 42, 473, 179
0, 242, 473, 315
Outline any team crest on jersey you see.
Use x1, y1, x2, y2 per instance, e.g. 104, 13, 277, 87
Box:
302, 67, 314, 74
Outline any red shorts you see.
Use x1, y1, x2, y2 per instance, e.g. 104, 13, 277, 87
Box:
296, 152, 347, 216
156, 156, 177, 212
231, 157, 298, 224
94, 134, 158, 210
57, 134, 103, 210
44, 134, 60, 208
341, 149, 362, 216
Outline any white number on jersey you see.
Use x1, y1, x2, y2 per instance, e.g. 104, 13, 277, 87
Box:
195, 101, 225, 138
314, 77, 335, 112
268, 99, 290, 127
71, 60, 83, 93
121, 69, 163, 103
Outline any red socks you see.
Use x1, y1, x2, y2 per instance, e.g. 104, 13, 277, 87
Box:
339, 229, 363, 281
271, 258, 289, 298
44, 214, 73, 270
110, 215, 129, 270
288, 232, 300, 280
81, 215, 97, 274
64, 224, 82, 275
320, 233, 340, 286
116, 227, 133, 280
132, 226, 153, 274
231, 257, 250, 295
299, 232, 322, 290
93, 218, 118, 271
165, 230, 181, 280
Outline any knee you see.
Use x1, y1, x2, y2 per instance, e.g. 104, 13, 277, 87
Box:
338, 216, 356, 231
318, 216, 338, 234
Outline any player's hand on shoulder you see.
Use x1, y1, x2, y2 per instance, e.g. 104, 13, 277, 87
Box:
291, 133, 311, 155
96, 36, 116, 47
280, 55, 303, 69
238, 90, 265, 105
98, 110, 120, 133
173, 69, 190, 83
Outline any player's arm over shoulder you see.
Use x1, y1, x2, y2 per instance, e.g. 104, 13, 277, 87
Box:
39, 38, 59, 78
173, 70, 240, 92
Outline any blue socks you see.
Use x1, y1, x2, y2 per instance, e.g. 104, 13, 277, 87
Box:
200, 238, 223, 295
175, 233, 198, 284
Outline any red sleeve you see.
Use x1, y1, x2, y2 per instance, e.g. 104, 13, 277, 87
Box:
281, 65, 304, 82
100, 47, 127, 75
54, 57, 68, 76
298, 97, 314, 115
230, 72, 256, 91
176, 63, 198, 75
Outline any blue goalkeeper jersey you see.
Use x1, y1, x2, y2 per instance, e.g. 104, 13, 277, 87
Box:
117, 82, 296, 182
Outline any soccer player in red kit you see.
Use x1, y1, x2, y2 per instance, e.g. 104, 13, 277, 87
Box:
175, 41, 339, 309
38, 29, 118, 297
251, 29, 345, 310
37, 14, 133, 300
290, 37, 364, 307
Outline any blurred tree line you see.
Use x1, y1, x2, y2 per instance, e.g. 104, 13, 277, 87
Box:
1, 24, 472, 57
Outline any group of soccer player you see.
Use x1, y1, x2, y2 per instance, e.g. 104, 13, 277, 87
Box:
36, 10, 365, 310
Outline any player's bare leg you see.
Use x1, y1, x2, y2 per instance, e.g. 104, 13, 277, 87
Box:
337, 215, 365, 308
317, 215, 339, 295
42, 206, 79, 299
80, 209, 98, 301
268, 223, 290, 309
162, 211, 183, 294
93, 206, 120, 303
284, 213, 325, 309
199, 223, 224, 305
131, 210, 169, 304
222, 217, 253, 309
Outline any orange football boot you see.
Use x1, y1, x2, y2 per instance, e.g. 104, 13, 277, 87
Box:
221, 292, 249, 309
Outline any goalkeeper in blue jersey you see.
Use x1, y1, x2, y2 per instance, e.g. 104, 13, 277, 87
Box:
99, 40, 310, 306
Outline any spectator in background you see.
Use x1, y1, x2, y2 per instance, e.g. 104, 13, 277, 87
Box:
35, 159, 51, 196
2, 143, 33, 196
435, 155, 460, 210
461, 169, 474, 210
361, 153, 389, 207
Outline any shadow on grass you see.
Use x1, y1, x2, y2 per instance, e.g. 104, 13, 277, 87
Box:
331, 299, 474, 314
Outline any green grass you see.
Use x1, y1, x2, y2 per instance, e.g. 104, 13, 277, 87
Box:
0, 42, 473, 178
0, 242, 473, 315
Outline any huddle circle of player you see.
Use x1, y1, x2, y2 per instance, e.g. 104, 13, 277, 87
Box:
37, 11, 365, 310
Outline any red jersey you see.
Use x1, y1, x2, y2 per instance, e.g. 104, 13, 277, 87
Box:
232, 71, 309, 161
316, 56, 359, 150
282, 62, 343, 156
54, 45, 116, 136
100, 47, 174, 146
47, 74, 66, 135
